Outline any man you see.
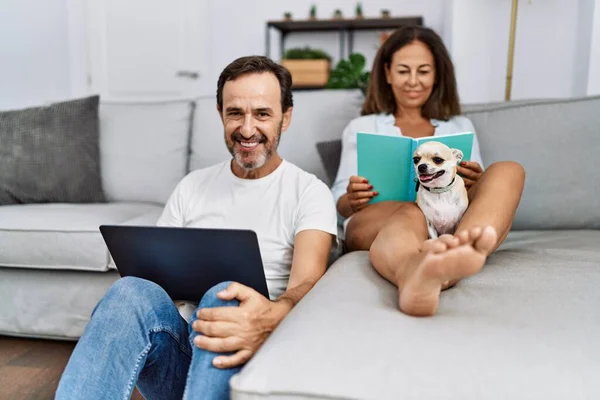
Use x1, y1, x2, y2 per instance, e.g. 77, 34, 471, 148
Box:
56, 56, 338, 400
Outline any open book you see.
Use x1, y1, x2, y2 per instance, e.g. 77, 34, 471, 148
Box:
357, 131, 474, 203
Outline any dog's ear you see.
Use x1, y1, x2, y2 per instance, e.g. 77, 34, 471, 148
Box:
452, 148, 463, 163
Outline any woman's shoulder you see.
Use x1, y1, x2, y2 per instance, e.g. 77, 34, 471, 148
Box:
343, 113, 395, 138
345, 113, 393, 130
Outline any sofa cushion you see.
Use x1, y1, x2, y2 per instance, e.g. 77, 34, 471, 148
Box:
230, 230, 600, 399
0, 268, 120, 339
0, 95, 106, 205
99, 100, 193, 204
0, 203, 163, 272
464, 95, 600, 230
315, 139, 342, 186
189, 90, 363, 184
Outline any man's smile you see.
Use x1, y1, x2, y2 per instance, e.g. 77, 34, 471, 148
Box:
238, 141, 260, 151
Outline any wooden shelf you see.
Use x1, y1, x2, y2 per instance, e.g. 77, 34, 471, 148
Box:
267, 17, 423, 34
265, 16, 424, 61
291, 85, 327, 91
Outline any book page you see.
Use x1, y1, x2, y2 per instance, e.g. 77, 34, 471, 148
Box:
356, 132, 413, 203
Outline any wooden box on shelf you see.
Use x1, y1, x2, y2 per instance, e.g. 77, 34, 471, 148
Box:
281, 59, 330, 88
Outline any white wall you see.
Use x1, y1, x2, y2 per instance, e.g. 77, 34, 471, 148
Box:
449, 0, 511, 104
511, 0, 579, 100
450, 0, 583, 104
208, 0, 593, 103
1, 0, 599, 110
65, 0, 89, 99
0, 0, 71, 110
205, 0, 446, 96
588, 0, 600, 95
573, 0, 595, 96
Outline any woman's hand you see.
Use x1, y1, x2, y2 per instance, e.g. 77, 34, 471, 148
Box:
346, 175, 378, 214
457, 161, 484, 190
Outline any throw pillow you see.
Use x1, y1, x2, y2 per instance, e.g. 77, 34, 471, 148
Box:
316, 139, 342, 186
0, 95, 106, 205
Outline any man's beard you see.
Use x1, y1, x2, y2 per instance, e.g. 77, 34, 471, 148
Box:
226, 121, 282, 171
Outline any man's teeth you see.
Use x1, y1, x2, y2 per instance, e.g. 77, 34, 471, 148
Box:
240, 142, 259, 148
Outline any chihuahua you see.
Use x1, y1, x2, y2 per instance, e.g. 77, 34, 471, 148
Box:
413, 141, 469, 239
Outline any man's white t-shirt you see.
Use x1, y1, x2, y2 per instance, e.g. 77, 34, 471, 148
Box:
157, 159, 338, 301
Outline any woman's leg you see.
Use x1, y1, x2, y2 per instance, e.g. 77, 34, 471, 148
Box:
346, 161, 525, 316
345, 201, 406, 251
441, 161, 525, 287
456, 161, 525, 252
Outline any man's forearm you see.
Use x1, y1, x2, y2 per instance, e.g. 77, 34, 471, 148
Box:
261, 282, 315, 333
276, 281, 316, 309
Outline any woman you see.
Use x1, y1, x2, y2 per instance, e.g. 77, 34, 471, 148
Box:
331, 26, 525, 317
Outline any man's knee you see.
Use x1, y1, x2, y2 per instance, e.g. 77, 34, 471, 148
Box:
202, 281, 233, 300
97, 276, 168, 315
206, 281, 233, 296
193, 281, 240, 317
108, 276, 164, 299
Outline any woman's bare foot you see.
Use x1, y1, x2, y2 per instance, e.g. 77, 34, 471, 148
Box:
398, 226, 498, 317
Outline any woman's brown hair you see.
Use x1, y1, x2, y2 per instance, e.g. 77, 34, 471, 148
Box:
361, 25, 461, 120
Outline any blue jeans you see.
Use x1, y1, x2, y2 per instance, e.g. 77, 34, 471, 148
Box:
56, 277, 242, 400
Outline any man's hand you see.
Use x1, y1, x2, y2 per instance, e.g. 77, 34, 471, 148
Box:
457, 161, 484, 190
192, 282, 291, 369
192, 230, 332, 369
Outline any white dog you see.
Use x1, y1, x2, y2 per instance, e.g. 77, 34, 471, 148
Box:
413, 141, 469, 239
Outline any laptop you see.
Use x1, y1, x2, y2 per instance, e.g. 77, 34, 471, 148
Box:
99, 225, 269, 301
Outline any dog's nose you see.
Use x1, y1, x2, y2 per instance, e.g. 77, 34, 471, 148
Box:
418, 164, 428, 173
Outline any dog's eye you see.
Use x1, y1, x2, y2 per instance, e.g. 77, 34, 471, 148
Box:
413, 156, 421, 164
433, 157, 444, 165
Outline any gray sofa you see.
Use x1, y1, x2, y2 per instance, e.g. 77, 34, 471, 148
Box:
1, 92, 599, 399
0, 90, 362, 339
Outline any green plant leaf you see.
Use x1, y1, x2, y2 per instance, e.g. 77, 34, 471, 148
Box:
283, 47, 331, 61
326, 52, 370, 93
348, 53, 366, 77
349, 53, 366, 70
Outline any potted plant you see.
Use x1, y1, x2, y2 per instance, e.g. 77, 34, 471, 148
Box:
309, 4, 317, 20
281, 47, 332, 88
332, 9, 343, 20
283, 12, 292, 21
356, 2, 364, 19
325, 52, 370, 95
381, 9, 391, 19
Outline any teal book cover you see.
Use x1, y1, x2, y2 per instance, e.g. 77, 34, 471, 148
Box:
356, 132, 474, 203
